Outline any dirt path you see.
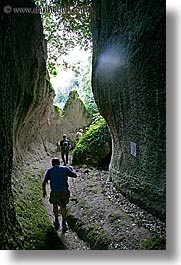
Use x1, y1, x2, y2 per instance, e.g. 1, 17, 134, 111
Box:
39, 155, 166, 250
35, 155, 90, 250
43, 193, 90, 250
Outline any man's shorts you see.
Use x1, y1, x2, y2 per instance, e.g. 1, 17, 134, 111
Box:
49, 190, 70, 207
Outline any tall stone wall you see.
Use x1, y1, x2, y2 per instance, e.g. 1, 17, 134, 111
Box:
91, 0, 166, 220
0, 0, 56, 248
12, 8, 55, 162
0, 1, 18, 248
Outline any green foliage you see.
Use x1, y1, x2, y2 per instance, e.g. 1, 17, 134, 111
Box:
53, 70, 78, 109
35, 0, 92, 73
15, 170, 64, 250
53, 104, 63, 118
48, 62, 58, 77
66, 209, 111, 249
86, 224, 111, 250
78, 56, 99, 115
46, 77, 55, 93
53, 54, 98, 115
143, 235, 166, 250
72, 115, 112, 168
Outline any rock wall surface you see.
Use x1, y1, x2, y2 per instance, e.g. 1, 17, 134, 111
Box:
58, 90, 92, 146
0, 0, 166, 249
0, 0, 57, 248
12, 15, 55, 162
91, 0, 166, 220
0, 1, 91, 248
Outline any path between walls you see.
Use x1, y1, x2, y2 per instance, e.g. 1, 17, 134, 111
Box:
32, 153, 90, 250
37, 154, 166, 250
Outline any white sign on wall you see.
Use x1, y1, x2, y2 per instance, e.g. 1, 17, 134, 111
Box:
130, 141, 136, 157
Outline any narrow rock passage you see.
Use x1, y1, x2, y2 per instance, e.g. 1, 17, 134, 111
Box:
67, 168, 166, 250
44, 186, 90, 250
36, 155, 90, 250
38, 155, 166, 250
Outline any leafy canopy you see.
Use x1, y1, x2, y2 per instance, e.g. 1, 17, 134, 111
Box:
35, 0, 92, 73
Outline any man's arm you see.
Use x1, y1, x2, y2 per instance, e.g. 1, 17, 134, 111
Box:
66, 167, 77, 178
42, 180, 47, 198
42, 169, 50, 197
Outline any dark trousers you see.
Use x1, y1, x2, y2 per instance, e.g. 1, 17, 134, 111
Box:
61, 150, 69, 165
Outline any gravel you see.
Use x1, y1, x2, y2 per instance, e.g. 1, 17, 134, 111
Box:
39, 156, 166, 250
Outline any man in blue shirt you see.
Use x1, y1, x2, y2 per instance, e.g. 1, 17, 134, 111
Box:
42, 158, 77, 232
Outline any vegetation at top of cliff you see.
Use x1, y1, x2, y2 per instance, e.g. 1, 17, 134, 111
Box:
53, 105, 63, 118
35, 0, 98, 116
78, 57, 98, 115
35, 0, 92, 74
53, 57, 98, 115
72, 114, 112, 169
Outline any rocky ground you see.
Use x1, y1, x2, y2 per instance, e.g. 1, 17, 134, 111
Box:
39, 155, 166, 250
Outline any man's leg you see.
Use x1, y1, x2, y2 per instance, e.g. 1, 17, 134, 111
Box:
61, 151, 66, 165
60, 206, 66, 219
53, 204, 60, 230
60, 191, 70, 232
65, 151, 69, 165
60, 205, 68, 232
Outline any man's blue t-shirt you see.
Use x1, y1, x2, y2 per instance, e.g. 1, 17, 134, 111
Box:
44, 166, 75, 192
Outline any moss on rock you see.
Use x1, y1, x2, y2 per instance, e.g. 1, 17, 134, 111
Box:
13, 165, 64, 250
72, 115, 112, 169
143, 235, 166, 250
66, 209, 111, 250
53, 105, 63, 119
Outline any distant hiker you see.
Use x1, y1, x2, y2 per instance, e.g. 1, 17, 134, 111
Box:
42, 157, 77, 232
60, 134, 70, 165
75, 129, 83, 142
76, 131, 82, 142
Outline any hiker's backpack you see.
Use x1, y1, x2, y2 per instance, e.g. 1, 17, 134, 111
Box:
62, 140, 69, 151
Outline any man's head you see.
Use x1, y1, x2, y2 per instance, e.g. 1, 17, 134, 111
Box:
63, 134, 67, 139
52, 158, 60, 166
